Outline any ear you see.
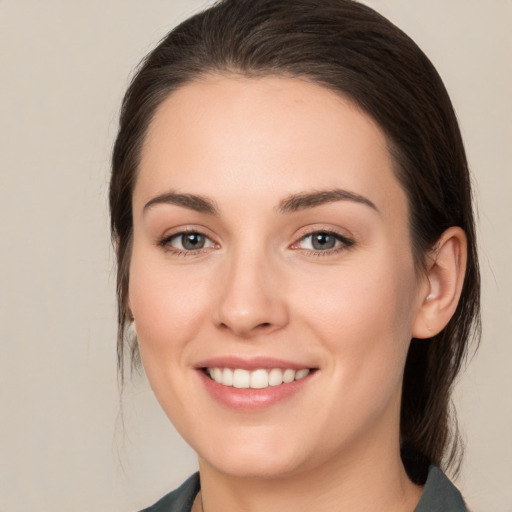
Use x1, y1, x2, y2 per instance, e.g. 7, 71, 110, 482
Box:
412, 227, 467, 339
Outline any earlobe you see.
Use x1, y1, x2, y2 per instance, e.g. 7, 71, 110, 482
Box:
412, 227, 467, 339
128, 319, 137, 338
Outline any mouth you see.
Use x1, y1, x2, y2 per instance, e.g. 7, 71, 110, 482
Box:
203, 367, 312, 389
195, 357, 318, 410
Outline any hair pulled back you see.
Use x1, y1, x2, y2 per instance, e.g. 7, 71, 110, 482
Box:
110, 0, 480, 478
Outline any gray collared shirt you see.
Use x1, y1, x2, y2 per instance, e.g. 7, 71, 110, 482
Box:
139, 465, 466, 512
415, 465, 466, 512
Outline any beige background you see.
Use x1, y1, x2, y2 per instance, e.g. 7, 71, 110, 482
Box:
1, 1, 510, 511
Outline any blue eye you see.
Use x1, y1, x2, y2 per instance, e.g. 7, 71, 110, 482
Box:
160, 231, 215, 252
180, 233, 207, 250
297, 231, 353, 252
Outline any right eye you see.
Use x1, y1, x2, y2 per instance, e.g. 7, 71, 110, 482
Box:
160, 231, 216, 253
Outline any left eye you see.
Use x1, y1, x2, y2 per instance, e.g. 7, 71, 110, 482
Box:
162, 232, 215, 251
296, 231, 351, 251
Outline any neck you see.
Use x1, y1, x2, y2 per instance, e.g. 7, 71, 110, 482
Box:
197, 434, 422, 512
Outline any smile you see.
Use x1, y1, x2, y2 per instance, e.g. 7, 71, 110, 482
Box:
205, 367, 311, 389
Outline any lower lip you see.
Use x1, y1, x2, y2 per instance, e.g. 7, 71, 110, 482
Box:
197, 370, 315, 411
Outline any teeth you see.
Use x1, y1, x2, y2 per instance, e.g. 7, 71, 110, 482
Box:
268, 368, 283, 386
222, 368, 233, 386
233, 369, 250, 388
283, 369, 295, 383
250, 369, 269, 389
207, 368, 311, 389
295, 369, 310, 380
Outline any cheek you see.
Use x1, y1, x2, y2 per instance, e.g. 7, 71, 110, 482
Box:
128, 247, 211, 365
127, 249, 215, 423
294, 254, 418, 386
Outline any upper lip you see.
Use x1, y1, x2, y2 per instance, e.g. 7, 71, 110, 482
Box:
195, 356, 315, 371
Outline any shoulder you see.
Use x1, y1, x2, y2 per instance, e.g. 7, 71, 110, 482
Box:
138, 473, 200, 512
135, 466, 465, 512
415, 466, 467, 512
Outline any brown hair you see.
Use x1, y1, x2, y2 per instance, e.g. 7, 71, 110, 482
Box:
110, 0, 480, 478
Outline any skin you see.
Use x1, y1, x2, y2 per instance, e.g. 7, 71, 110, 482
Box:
128, 75, 466, 512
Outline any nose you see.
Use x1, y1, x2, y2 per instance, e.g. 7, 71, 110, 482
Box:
214, 248, 289, 338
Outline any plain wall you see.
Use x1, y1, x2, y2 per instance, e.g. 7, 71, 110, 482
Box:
0, 1, 510, 511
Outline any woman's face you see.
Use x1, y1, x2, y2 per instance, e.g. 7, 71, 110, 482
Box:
129, 76, 427, 479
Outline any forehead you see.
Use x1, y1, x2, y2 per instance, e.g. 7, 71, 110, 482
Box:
136, 75, 406, 219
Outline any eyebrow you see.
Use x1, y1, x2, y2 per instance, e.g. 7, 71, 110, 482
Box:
277, 189, 379, 214
143, 188, 378, 216
143, 191, 219, 215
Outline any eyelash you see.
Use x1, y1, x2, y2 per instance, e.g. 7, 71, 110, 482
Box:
293, 230, 354, 257
158, 229, 354, 256
158, 229, 217, 256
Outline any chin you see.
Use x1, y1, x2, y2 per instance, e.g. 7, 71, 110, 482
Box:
194, 431, 313, 480
202, 451, 307, 480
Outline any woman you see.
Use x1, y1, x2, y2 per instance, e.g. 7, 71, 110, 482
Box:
109, 0, 480, 510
